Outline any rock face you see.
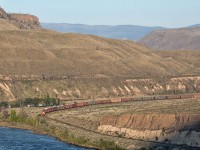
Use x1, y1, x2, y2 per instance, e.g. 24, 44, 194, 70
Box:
0, 6, 41, 29
0, 7, 8, 19
9, 13, 40, 29
100, 114, 200, 131
139, 28, 200, 50
0, 75, 200, 101
98, 114, 200, 147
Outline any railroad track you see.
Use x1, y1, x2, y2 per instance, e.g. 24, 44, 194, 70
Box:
40, 115, 200, 150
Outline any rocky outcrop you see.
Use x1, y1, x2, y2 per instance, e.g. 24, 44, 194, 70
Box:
0, 6, 41, 29
98, 125, 200, 147
99, 114, 200, 131
0, 76, 200, 101
0, 7, 8, 19
8, 13, 40, 29
98, 114, 200, 147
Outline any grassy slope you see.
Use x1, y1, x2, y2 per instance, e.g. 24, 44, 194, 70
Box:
156, 50, 200, 75
0, 18, 19, 30
0, 29, 190, 78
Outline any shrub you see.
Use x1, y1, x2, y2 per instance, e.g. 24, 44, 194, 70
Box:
96, 139, 125, 150
10, 109, 17, 122
19, 108, 28, 119
2, 109, 9, 119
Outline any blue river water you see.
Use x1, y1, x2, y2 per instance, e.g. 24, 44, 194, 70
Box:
0, 127, 91, 150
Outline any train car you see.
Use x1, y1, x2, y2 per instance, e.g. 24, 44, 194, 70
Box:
111, 98, 122, 103
64, 104, 72, 109
72, 103, 77, 108
88, 101, 95, 105
194, 93, 200, 99
154, 95, 166, 100
121, 97, 132, 102
77, 102, 84, 107
140, 96, 154, 101
167, 95, 182, 100
95, 100, 103, 105
102, 99, 111, 104
83, 102, 89, 106
51, 106, 58, 112
131, 96, 141, 101
58, 105, 65, 110
179, 94, 194, 99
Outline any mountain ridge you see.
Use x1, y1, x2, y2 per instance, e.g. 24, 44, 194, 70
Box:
42, 23, 165, 41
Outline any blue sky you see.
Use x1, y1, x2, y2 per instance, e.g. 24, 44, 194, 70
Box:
0, 0, 200, 28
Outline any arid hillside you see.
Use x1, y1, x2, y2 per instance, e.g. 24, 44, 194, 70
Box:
156, 50, 200, 75
139, 28, 200, 50
0, 18, 19, 30
0, 29, 191, 78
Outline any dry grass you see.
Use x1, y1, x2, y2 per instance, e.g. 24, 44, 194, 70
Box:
156, 50, 200, 74
6, 107, 43, 118
0, 19, 19, 30
0, 29, 190, 78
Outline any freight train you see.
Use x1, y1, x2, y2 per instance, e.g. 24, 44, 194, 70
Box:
41, 93, 200, 116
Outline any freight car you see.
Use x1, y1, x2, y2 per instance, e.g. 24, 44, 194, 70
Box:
41, 93, 200, 116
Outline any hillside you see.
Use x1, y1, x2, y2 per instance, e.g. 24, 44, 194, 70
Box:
0, 18, 19, 30
156, 50, 200, 75
0, 29, 190, 78
42, 23, 165, 41
139, 28, 200, 50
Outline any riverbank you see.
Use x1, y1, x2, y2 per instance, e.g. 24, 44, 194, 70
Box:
0, 127, 89, 150
0, 121, 96, 149
0, 119, 125, 150
0, 121, 41, 133
0, 107, 128, 149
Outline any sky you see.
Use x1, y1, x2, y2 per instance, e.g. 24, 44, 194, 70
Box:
0, 0, 200, 28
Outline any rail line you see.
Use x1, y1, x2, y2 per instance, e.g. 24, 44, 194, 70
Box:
39, 93, 200, 149
41, 115, 200, 149
41, 93, 200, 116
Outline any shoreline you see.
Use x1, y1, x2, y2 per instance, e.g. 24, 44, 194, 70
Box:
0, 121, 98, 150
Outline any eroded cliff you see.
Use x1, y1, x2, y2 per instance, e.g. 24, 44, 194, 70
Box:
98, 113, 200, 147
0, 76, 200, 102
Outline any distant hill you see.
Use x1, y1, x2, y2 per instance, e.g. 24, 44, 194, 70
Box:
139, 27, 200, 50
41, 23, 165, 41
187, 24, 200, 28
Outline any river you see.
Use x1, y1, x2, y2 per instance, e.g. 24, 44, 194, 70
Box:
0, 127, 91, 150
